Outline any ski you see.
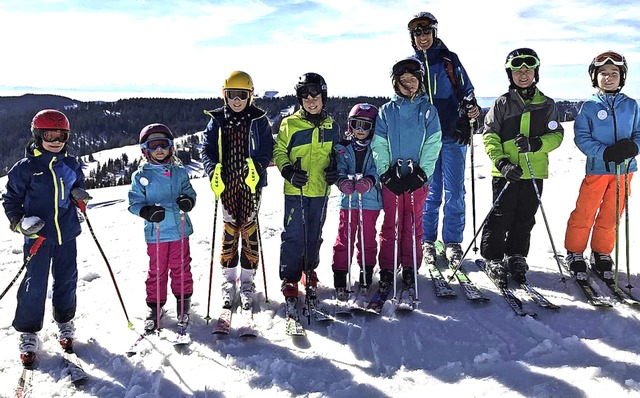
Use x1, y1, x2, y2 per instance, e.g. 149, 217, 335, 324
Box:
238, 306, 258, 337
213, 308, 233, 335
16, 366, 34, 398
593, 272, 640, 306
476, 259, 537, 317
395, 287, 416, 312
424, 255, 457, 298
555, 255, 613, 307
126, 330, 156, 356
364, 291, 388, 315
519, 282, 561, 309
62, 349, 88, 384
435, 241, 488, 301
285, 298, 305, 337
306, 299, 334, 322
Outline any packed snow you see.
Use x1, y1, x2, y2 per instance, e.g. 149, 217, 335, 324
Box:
1, 121, 640, 398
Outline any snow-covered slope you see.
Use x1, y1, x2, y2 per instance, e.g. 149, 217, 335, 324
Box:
1, 122, 640, 397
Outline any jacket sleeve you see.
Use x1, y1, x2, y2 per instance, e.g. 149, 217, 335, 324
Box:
180, 169, 197, 204
127, 171, 147, 217
273, 117, 293, 171
451, 51, 476, 101
201, 115, 221, 177
419, 105, 442, 178
538, 100, 564, 154
574, 102, 606, 159
482, 99, 508, 165
252, 114, 274, 171
334, 142, 349, 182
371, 111, 390, 175
2, 161, 28, 224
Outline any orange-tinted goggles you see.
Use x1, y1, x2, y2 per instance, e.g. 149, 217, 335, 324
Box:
42, 129, 70, 143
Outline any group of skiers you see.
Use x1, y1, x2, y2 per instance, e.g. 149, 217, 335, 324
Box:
3, 10, 640, 364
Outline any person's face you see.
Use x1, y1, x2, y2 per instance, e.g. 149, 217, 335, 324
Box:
40, 129, 69, 153
511, 67, 535, 89
412, 25, 434, 51
597, 64, 621, 92
398, 72, 420, 97
225, 89, 250, 113
302, 93, 323, 115
145, 132, 172, 162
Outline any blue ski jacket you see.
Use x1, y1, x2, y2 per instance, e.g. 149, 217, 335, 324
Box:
334, 140, 383, 210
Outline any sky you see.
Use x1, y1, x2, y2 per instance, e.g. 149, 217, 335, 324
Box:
0, 0, 639, 102
2, 122, 640, 397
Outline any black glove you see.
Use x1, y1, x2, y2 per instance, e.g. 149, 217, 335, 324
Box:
405, 165, 428, 193
603, 139, 639, 164
514, 134, 542, 153
496, 158, 523, 183
380, 165, 404, 196
140, 205, 166, 223
176, 195, 195, 212
324, 166, 338, 185
453, 116, 472, 145
281, 165, 308, 189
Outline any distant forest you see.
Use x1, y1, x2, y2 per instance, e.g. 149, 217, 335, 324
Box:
0, 94, 581, 181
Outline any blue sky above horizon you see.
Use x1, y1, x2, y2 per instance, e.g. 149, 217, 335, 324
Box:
0, 0, 639, 102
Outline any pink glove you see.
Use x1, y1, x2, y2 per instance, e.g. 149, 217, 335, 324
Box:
355, 176, 375, 194
338, 178, 355, 195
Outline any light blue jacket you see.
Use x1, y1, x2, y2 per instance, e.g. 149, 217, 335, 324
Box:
334, 141, 383, 210
574, 92, 640, 175
128, 161, 196, 243
371, 94, 442, 183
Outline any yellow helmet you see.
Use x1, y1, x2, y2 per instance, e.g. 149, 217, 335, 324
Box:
223, 71, 253, 91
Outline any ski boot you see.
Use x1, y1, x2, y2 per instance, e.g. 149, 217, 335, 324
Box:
506, 254, 529, 284
144, 303, 164, 333
57, 321, 75, 351
487, 259, 508, 288
445, 242, 463, 264
239, 268, 256, 310
19, 332, 38, 368
422, 241, 437, 265
302, 270, 318, 301
566, 251, 587, 280
590, 252, 614, 280
176, 296, 191, 331
398, 269, 416, 309
282, 280, 300, 320
333, 269, 348, 301
221, 266, 238, 309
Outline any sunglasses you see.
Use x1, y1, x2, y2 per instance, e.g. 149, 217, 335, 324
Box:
142, 138, 173, 151
505, 55, 540, 70
225, 89, 250, 101
412, 26, 434, 37
42, 129, 70, 143
593, 51, 625, 67
349, 118, 374, 133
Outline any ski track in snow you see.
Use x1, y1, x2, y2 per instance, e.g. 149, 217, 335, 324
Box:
1, 121, 640, 397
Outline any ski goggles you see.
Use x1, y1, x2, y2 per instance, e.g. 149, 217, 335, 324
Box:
505, 55, 540, 70
42, 129, 70, 143
142, 138, 173, 151
392, 60, 422, 77
298, 84, 323, 99
411, 26, 434, 37
593, 51, 625, 67
225, 89, 250, 101
349, 118, 374, 133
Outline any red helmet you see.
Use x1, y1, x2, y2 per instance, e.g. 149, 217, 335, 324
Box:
139, 123, 174, 144
31, 109, 70, 131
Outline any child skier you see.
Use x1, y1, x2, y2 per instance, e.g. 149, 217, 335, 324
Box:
371, 57, 442, 306
128, 123, 197, 332
273, 72, 339, 313
564, 51, 640, 278
481, 48, 563, 286
200, 70, 274, 311
3, 109, 90, 365
331, 103, 382, 301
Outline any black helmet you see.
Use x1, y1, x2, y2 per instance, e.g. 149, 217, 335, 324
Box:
391, 57, 425, 97
295, 72, 328, 107
504, 48, 540, 88
588, 51, 627, 91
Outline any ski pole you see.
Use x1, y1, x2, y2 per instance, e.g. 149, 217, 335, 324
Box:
346, 174, 354, 294
179, 211, 186, 333
155, 222, 161, 332
469, 117, 478, 253
293, 157, 311, 325
614, 163, 621, 287
624, 160, 633, 292
447, 181, 511, 280
406, 160, 420, 305
205, 163, 224, 324
523, 153, 566, 283
355, 173, 366, 288
245, 157, 268, 303
0, 236, 46, 302
76, 199, 133, 328
392, 158, 403, 302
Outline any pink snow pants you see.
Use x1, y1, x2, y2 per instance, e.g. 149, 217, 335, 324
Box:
332, 208, 380, 271
145, 237, 193, 304
379, 185, 428, 271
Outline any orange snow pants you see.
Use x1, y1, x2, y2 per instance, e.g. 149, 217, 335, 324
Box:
564, 173, 633, 254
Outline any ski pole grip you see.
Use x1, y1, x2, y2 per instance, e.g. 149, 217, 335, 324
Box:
76, 198, 87, 213
245, 158, 259, 194
211, 163, 225, 200
29, 236, 46, 256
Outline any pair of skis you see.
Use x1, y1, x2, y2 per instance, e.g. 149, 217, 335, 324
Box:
427, 241, 489, 301
16, 344, 87, 397
213, 303, 257, 338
